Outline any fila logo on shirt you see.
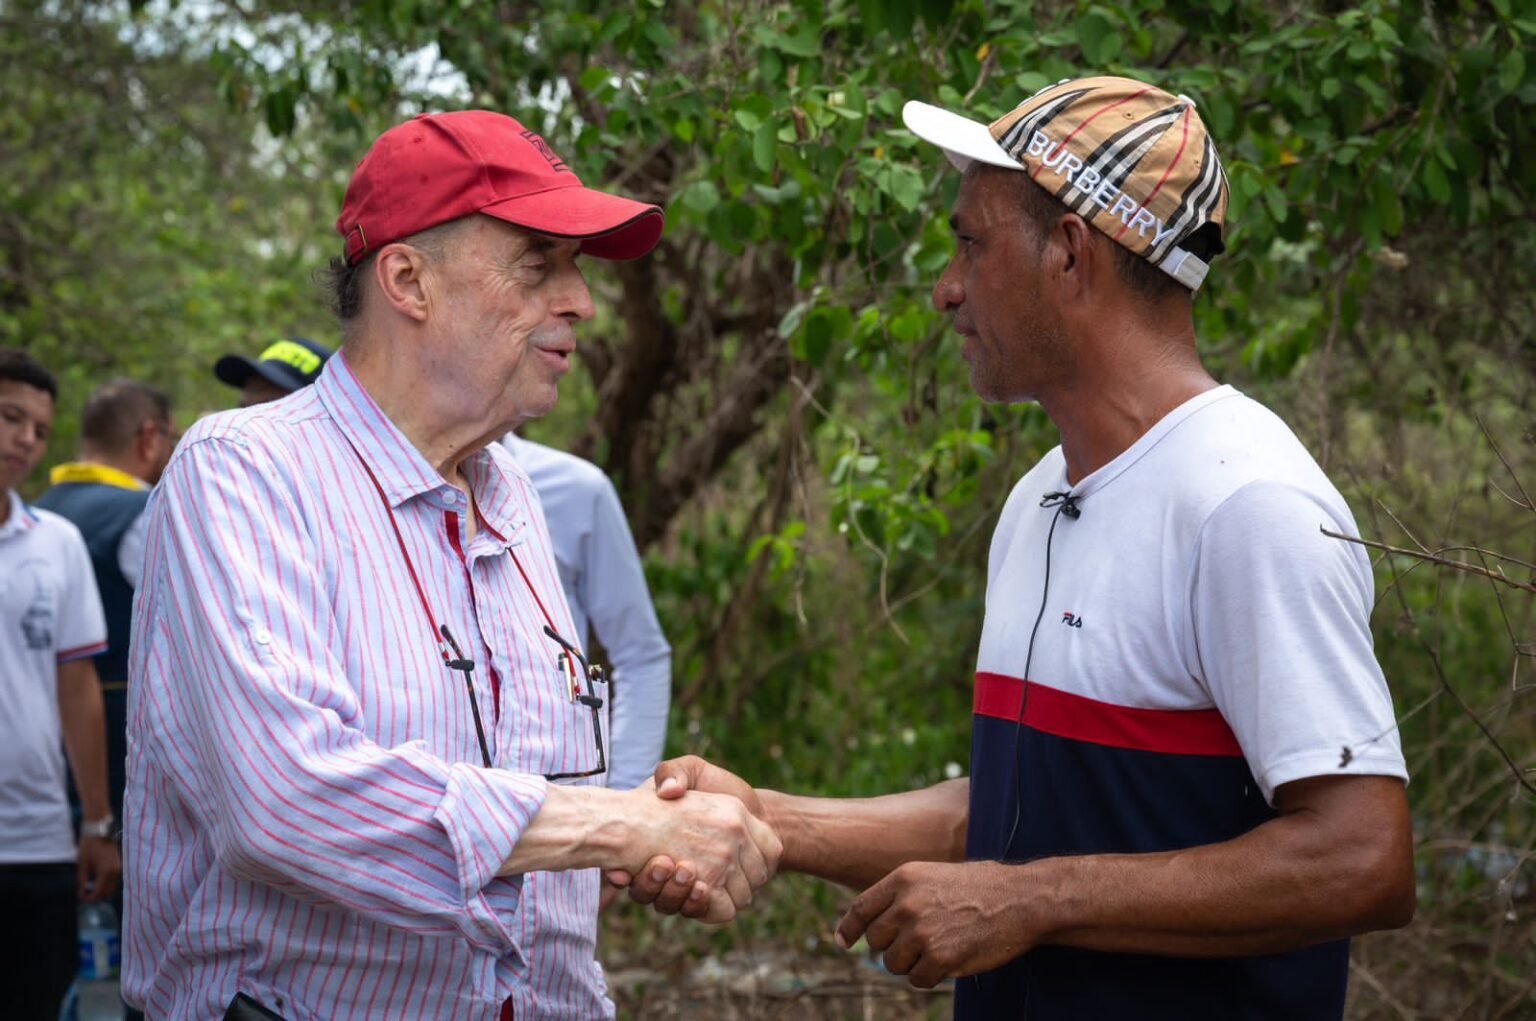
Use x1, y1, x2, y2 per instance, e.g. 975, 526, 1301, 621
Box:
1061, 611, 1083, 629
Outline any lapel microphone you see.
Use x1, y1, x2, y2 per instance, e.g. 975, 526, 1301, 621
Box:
1040, 490, 1082, 519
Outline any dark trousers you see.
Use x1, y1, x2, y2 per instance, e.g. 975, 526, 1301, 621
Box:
0, 861, 78, 1020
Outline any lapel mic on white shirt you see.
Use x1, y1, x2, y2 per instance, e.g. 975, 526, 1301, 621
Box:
1040, 490, 1082, 519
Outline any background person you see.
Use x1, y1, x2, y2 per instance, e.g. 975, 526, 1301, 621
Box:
212, 335, 332, 407
503, 432, 672, 795
0, 349, 120, 1020
626, 75, 1414, 1020
37, 379, 174, 829
123, 111, 778, 1021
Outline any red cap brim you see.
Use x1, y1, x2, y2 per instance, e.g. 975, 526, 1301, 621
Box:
481, 186, 664, 261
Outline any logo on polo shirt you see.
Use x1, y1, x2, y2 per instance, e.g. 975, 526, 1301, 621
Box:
19, 573, 53, 650
1061, 611, 1083, 629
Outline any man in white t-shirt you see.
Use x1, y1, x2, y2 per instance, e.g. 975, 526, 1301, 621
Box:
625, 76, 1414, 1019
0, 348, 119, 1019
502, 434, 672, 795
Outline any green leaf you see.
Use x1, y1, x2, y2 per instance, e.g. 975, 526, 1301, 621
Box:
755, 25, 821, 57
680, 179, 721, 215
1499, 48, 1526, 92
1014, 71, 1050, 95
1264, 184, 1288, 224
1421, 158, 1450, 204
752, 121, 777, 172
886, 164, 925, 212
1075, 11, 1116, 65
264, 86, 296, 136
795, 307, 840, 366
578, 65, 609, 93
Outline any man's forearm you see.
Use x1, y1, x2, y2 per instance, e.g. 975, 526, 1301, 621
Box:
499, 784, 643, 875
58, 661, 112, 821
761, 778, 969, 890
1006, 780, 1414, 956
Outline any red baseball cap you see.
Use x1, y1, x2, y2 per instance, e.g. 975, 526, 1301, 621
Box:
336, 110, 664, 265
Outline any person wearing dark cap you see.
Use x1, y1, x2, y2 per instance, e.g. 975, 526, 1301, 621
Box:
213, 336, 333, 407
123, 111, 779, 1021
627, 75, 1413, 1019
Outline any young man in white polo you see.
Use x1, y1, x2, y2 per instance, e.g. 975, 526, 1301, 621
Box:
0, 348, 119, 1020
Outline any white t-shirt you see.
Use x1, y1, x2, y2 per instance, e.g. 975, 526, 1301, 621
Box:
0, 488, 108, 863
978, 385, 1406, 805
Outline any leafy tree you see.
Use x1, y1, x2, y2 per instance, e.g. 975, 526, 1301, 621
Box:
7, 0, 1533, 1012
0, 0, 342, 460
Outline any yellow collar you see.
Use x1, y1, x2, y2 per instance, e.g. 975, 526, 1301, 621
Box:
48, 462, 149, 491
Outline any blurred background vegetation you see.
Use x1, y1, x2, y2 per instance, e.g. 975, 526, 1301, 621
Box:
3, 0, 1533, 1016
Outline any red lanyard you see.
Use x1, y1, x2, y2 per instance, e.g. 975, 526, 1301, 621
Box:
338, 433, 604, 778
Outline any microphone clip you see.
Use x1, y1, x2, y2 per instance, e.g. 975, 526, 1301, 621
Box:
1040, 490, 1082, 519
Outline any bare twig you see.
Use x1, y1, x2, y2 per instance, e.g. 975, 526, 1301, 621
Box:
1348, 959, 1420, 1020
1322, 529, 1536, 595
1478, 414, 1536, 512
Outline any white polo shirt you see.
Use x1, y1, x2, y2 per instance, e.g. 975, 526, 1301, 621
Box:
0, 488, 108, 864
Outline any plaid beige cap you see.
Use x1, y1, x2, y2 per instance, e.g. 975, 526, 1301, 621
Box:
903, 76, 1229, 290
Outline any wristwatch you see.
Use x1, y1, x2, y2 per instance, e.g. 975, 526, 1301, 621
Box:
80, 814, 116, 840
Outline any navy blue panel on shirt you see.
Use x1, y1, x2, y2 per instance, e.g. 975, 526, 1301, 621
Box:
958, 686, 1350, 1020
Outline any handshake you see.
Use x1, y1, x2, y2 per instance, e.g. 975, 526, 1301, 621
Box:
603, 754, 780, 925
504, 751, 982, 986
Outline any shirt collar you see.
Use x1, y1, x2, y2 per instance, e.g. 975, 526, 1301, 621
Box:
315, 352, 454, 509
314, 352, 530, 545
0, 489, 38, 541
48, 462, 150, 491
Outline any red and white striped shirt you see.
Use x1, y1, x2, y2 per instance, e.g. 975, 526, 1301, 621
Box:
124, 356, 612, 1019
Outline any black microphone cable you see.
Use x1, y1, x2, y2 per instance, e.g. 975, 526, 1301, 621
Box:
999, 490, 1081, 857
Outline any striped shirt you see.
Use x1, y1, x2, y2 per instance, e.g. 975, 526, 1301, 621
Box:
124, 356, 613, 1020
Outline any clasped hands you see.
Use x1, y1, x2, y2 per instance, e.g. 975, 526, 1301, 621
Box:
608, 755, 1029, 988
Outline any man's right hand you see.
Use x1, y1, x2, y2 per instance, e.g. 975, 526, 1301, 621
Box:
612, 756, 768, 918
654, 755, 764, 816
624, 784, 780, 923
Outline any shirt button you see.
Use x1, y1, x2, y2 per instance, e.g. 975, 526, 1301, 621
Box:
253, 628, 272, 645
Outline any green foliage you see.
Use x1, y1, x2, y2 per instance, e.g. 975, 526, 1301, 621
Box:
0, 0, 348, 476
5, 0, 1534, 1009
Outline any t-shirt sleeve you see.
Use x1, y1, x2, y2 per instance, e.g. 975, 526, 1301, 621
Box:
55, 522, 107, 663
1191, 480, 1408, 803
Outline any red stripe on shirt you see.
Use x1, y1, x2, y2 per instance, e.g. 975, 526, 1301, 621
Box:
57, 640, 109, 663
973, 671, 1243, 757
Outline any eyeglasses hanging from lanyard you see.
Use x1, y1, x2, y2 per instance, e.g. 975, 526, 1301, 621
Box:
343, 438, 607, 781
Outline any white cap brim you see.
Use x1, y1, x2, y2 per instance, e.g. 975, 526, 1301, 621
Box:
901, 100, 1023, 172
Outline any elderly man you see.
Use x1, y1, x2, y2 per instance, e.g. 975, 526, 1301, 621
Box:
631, 75, 1413, 1019
123, 112, 779, 1021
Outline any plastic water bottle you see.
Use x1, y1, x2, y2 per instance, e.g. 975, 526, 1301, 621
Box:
69, 902, 124, 1021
